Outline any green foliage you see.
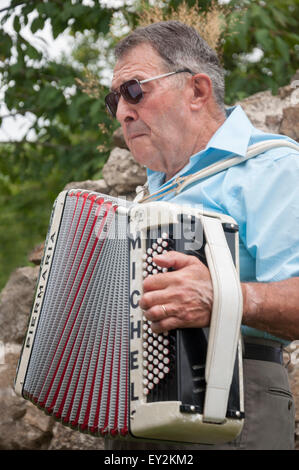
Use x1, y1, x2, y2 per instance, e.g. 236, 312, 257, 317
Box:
0, 0, 119, 290
220, 0, 299, 103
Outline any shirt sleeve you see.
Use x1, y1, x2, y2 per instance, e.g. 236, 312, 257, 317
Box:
221, 150, 299, 282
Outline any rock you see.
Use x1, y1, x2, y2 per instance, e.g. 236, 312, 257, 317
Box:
238, 81, 299, 139
0, 343, 54, 450
63, 179, 110, 194
49, 422, 104, 450
289, 364, 299, 449
285, 341, 299, 448
0, 266, 40, 344
0, 342, 104, 450
279, 105, 299, 142
102, 147, 147, 195
63, 176, 137, 201
28, 243, 45, 266
112, 126, 128, 149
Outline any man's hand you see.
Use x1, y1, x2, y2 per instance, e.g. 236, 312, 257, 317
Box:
139, 251, 213, 333
139, 251, 299, 341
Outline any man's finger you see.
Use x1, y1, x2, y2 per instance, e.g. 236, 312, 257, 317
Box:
150, 315, 189, 334
143, 270, 174, 292
143, 251, 204, 292
139, 288, 175, 310
142, 303, 173, 322
152, 251, 199, 270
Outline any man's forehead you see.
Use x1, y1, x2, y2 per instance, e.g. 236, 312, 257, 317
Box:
112, 44, 164, 88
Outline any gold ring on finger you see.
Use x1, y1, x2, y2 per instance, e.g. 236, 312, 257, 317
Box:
161, 304, 168, 317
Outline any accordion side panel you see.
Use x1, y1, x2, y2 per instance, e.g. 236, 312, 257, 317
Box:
31, 195, 107, 407
14, 191, 68, 397
16, 190, 131, 438
53, 202, 118, 430
38, 196, 101, 407
29, 194, 91, 402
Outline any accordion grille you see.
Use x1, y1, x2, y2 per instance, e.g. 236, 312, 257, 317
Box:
23, 192, 130, 436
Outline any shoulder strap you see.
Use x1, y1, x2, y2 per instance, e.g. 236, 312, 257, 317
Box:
135, 139, 299, 203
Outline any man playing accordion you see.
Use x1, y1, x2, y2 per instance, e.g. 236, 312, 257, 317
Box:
104, 20, 299, 450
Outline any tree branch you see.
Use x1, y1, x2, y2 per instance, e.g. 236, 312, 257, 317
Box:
0, 1, 30, 14
0, 111, 31, 120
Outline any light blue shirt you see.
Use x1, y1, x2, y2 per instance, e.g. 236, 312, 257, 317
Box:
147, 105, 299, 343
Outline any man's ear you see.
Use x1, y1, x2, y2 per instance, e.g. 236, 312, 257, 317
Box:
189, 73, 213, 110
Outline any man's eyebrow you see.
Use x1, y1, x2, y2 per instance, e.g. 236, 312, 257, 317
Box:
110, 81, 120, 92
110, 75, 147, 92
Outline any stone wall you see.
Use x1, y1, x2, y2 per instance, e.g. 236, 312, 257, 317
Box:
0, 78, 298, 450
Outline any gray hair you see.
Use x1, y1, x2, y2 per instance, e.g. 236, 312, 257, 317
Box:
115, 21, 225, 108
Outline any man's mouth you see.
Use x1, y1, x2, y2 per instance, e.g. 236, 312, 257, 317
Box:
128, 133, 147, 140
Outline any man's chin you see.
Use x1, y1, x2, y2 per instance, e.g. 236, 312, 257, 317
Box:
130, 147, 160, 171
128, 134, 148, 150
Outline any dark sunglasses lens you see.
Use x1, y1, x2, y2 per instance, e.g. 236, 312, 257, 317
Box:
105, 80, 143, 117
121, 80, 143, 103
105, 92, 119, 117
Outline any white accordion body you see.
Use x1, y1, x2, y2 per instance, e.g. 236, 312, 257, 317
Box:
15, 189, 244, 444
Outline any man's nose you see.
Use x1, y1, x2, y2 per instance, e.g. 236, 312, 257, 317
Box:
116, 96, 138, 123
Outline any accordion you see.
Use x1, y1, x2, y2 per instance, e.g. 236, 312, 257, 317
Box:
15, 189, 244, 445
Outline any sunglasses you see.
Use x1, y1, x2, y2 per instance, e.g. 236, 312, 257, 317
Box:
105, 68, 194, 118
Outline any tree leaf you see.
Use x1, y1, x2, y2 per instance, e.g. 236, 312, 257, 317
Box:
30, 16, 45, 34
13, 14, 21, 33
254, 29, 274, 52
259, 11, 276, 30
0, 31, 13, 59
274, 36, 290, 62
271, 7, 288, 27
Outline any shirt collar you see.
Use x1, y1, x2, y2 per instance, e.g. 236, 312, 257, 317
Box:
147, 105, 254, 193
205, 105, 253, 158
